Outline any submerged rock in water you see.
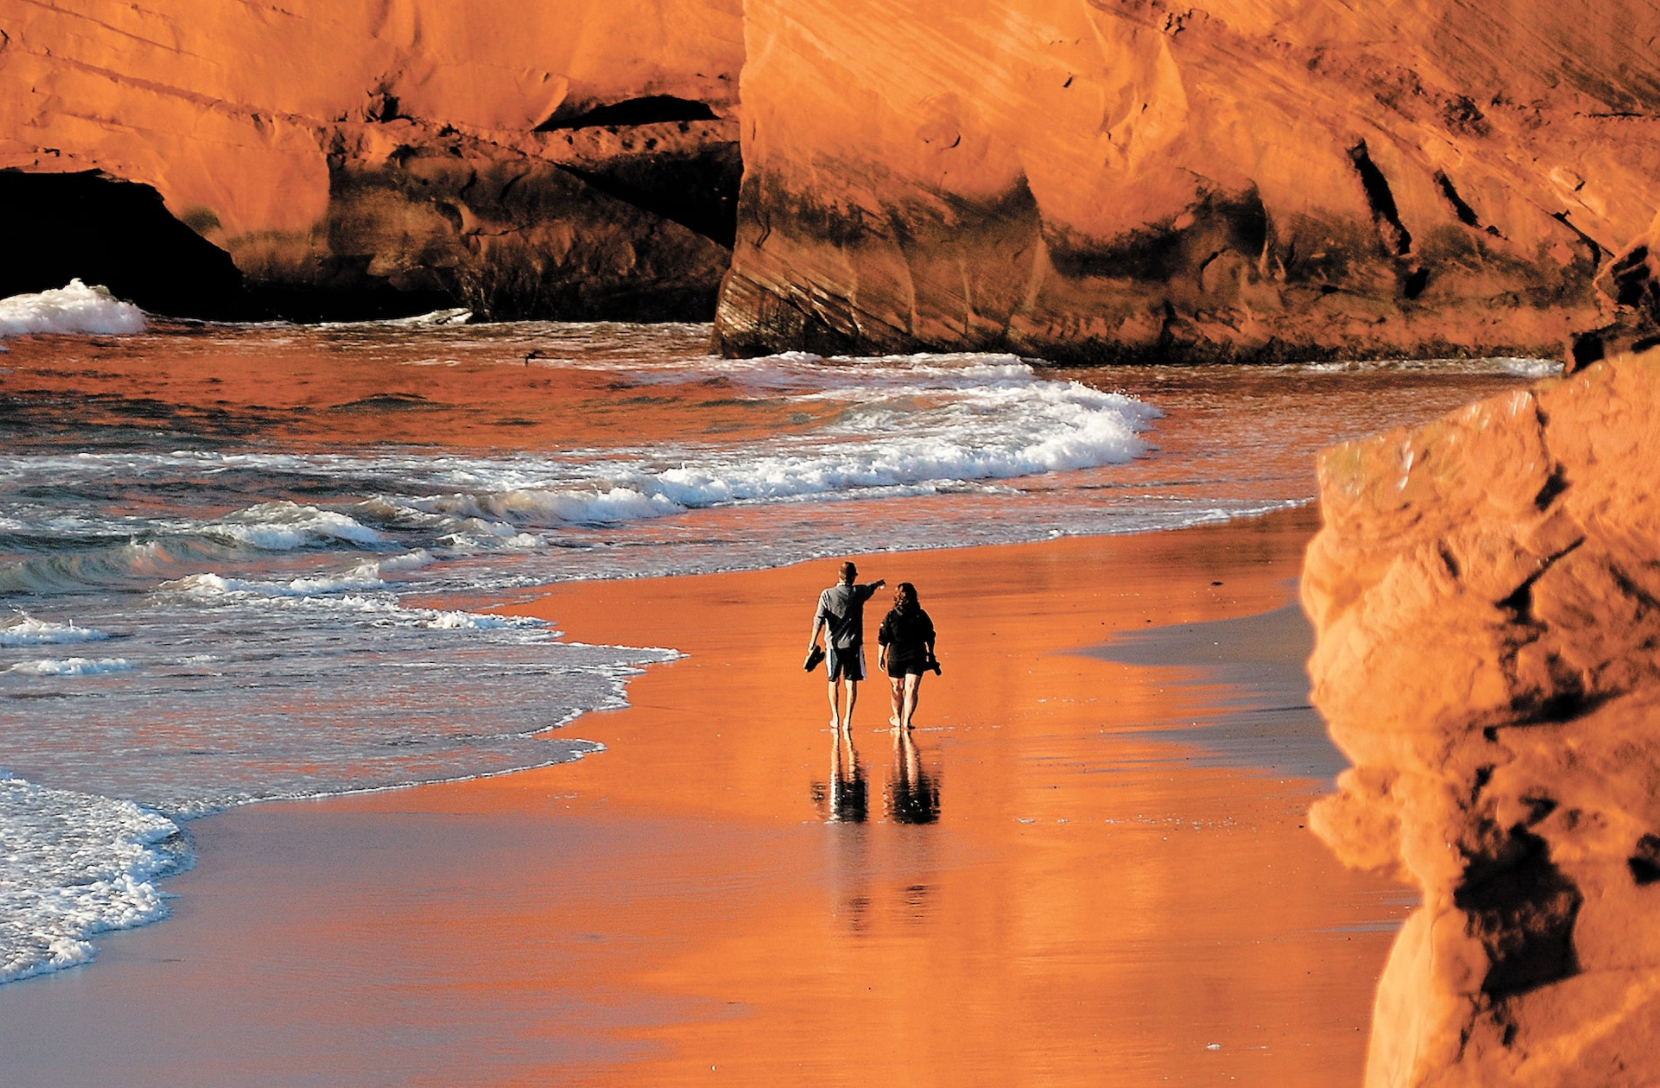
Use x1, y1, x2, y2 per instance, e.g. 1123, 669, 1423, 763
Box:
1304, 348, 1660, 1085
715, 0, 1660, 362
0, 0, 743, 321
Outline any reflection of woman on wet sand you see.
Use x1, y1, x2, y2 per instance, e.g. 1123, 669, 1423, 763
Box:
886, 720, 940, 824
876, 582, 937, 729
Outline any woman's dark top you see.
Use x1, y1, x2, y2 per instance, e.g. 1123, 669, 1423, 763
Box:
878, 606, 935, 674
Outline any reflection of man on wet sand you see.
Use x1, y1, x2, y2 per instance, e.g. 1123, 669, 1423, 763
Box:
810, 723, 868, 824
806, 560, 884, 730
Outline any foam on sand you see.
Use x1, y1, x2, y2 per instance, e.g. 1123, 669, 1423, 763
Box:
0, 280, 146, 339
0, 775, 187, 984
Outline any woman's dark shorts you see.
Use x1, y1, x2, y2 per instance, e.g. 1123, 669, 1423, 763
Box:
884, 651, 927, 679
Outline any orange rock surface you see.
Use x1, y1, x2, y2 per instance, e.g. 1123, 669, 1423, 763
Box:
715, 0, 1660, 362
1304, 348, 1660, 1085
0, 0, 744, 316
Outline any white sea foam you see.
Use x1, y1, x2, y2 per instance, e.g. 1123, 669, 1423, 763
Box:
1299, 356, 1563, 377
158, 570, 550, 640
423, 609, 550, 631
0, 614, 111, 647
0, 279, 146, 338
166, 563, 389, 599
1496, 357, 1566, 378
7, 657, 132, 676
321, 307, 474, 329
0, 776, 185, 984
0, 357, 1158, 560
398, 366, 1159, 530
210, 501, 383, 551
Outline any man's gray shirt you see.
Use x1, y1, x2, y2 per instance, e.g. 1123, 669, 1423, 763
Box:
816, 582, 881, 649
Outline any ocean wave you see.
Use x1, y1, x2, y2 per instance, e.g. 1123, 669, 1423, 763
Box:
1297, 356, 1563, 377
0, 537, 246, 595
209, 501, 383, 551
164, 563, 390, 599
604, 350, 1040, 395
0, 775, 187, 984
0, 614, 111, 647
423, 609, 551, 631
0, 356, 1160, 557
0, 280, 146, 338
7, 657, 132, 676
395, 372, 1158, 530
158, 570, 549, 636
315, 307, 474, 330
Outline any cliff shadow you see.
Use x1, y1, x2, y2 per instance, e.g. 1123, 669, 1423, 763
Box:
0, 170, 243, 318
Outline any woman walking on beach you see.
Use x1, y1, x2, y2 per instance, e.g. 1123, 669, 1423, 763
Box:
877, 582, 937, 730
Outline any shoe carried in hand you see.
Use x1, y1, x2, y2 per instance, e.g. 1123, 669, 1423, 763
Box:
804, 645, 826, 672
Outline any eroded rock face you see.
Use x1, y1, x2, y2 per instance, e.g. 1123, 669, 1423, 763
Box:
715, 0, 1660, 362
1304, 350, 1660, 1086
0, 0, 743, 318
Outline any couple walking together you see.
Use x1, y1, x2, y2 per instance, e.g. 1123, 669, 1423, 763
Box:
806, 560, 937, 730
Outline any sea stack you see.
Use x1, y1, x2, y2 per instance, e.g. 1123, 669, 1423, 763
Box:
1304, 346, 1660, 1085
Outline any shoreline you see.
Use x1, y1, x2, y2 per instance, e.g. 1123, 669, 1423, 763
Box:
0, 509, 1409, 1086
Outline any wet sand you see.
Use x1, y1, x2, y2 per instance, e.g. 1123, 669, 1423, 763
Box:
0, 508, 1409, 1086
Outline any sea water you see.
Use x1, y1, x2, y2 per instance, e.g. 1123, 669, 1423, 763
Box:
0, 285, 1555, 982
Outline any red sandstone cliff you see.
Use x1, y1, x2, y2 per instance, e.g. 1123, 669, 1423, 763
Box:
715, 0, 1660, 362
0, 0, 744, 318
9, 1, 1660, 346
1305, 348, 1660, 1085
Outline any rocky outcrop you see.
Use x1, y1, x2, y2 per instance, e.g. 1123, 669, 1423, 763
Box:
1571, 213, 1660, 370
1304, 349, 1660, 1086
715, 0, 1660, 362
0, 0, 743, 319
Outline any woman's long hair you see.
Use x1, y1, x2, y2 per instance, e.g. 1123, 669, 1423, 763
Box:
890, 582, 919, 614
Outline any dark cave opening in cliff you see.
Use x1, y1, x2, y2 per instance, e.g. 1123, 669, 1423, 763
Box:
534, 95, 741, 249
0, 169, 244, 318
536, 95, 719, 130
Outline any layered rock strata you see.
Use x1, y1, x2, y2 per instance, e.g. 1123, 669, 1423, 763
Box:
716, 0, 1660, 362
0, 0, 743, 318
1305, 349, 1660, 1086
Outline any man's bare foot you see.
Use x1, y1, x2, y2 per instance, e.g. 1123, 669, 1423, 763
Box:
889, 715, 901, 726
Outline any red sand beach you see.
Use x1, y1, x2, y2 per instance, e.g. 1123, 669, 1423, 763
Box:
0, 509, 1407, 1086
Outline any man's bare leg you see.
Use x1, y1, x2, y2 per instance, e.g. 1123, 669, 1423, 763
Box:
842, 678, 858, 730
827, 678, 842, 729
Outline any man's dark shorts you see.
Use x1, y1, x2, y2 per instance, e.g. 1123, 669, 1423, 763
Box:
826, 642, 865, 682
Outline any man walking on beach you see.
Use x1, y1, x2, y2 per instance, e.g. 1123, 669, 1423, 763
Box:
808, 560, 884, 730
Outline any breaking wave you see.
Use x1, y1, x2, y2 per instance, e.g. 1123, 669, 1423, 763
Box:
0, 280, 146, 339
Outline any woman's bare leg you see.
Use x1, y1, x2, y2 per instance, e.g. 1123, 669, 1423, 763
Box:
901, 672, 923, 728
888, 675, 903, 725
